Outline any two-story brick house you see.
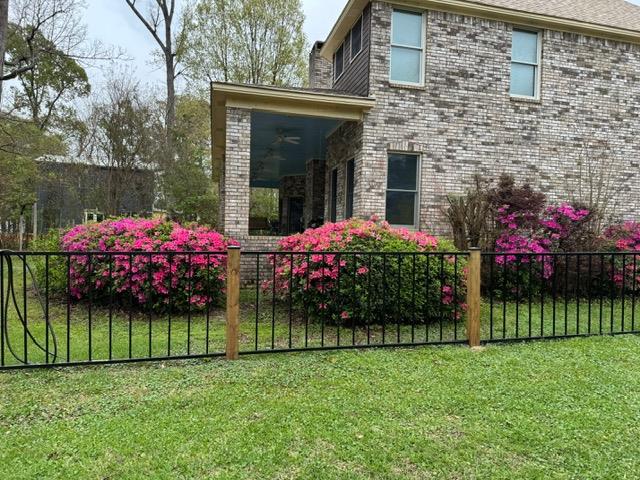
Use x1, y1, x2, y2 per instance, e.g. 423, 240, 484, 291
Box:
211, 0, 640, 249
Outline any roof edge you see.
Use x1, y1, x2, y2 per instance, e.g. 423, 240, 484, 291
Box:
320, 0, 640, 59
211, 82, 376, 108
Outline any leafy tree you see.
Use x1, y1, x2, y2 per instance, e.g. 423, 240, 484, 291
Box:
0, 115, 65, 218
125, 0, 187, 154
183, 0, 308, 91
6, 24, 90, 130
80, 75, 159, 216
162, 94, 218, 225
0, 0, 8, 104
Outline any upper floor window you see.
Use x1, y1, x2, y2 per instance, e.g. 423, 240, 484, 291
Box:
390, 10, 425, 85
334, 43, 344, 80
351, 15, 363, 59
511, 29, 541, 98
386, 153, 420, 227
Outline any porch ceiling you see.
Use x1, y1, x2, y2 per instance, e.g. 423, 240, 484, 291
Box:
210, 82, 375, 183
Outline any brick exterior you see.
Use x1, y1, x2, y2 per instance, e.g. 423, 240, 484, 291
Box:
325, 121, 363, 221
219, 107, 251, 238
309, 42, 333, 89
279, 175, 306, 234
359, 1, 640, 234
304, 158, 326, 226
220, 0, 640, 245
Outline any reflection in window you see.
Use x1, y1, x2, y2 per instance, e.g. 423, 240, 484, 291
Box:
511, 29, 540, 98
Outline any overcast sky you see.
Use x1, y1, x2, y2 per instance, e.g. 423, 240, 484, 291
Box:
82, 0, 640, 90
83, 0, 346, 89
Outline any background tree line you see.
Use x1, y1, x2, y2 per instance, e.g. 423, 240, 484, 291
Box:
0, 0, 308, 233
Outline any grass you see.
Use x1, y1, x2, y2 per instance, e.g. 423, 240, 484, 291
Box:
2, 336, 640, 478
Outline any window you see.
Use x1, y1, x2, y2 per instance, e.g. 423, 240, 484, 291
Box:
350, 15, 363, 59
334, 43, 344, 80
330, 168, 338, 222
345, 159, 355, 218
390, 10, 424, 85
386, 153, 419, 226
511, 29, 541, 98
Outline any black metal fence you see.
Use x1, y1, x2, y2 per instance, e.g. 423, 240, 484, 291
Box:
1, 249, 640, 370
241, 251, 469, 354
0, 251, 229, 369
481, 252, 640, 342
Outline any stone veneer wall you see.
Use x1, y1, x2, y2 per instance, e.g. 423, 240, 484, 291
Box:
357, 1, 640, 235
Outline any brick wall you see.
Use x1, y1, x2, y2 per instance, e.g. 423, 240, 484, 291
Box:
219, 107, 252, 238
358, 1, 640, 235
325, 121, 363, 221
309, 41, 333, 89
304, 158, 326, 226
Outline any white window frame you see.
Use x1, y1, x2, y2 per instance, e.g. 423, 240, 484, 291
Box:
510, 28, 542, 100
334, 41, 345, 82
350, 13, 364, 62
390, 9, 426, 87
385, 152, 421, 228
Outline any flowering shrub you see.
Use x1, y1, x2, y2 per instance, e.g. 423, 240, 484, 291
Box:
57, 218, 236, 312
268, 218, 466, 327
492, 203, 594, 297
601, 222, 640, 290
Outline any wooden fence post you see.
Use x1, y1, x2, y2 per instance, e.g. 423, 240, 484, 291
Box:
225, 245, 241, 360
467, 248, 481, 347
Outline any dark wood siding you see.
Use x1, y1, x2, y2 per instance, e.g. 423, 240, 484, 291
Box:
333, 4, 371, 97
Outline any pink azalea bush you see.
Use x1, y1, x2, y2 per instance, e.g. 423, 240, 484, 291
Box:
601, 222, 640, 290
58, 218, 236, 312
491, 202, 595, 299
268, 218, 466, 326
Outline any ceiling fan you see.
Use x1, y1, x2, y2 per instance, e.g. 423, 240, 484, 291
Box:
272, 129, 301, 146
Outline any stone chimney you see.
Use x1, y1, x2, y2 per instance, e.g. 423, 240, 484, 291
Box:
308, 41, 333, 89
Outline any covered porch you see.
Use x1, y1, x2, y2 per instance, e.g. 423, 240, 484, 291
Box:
211, 83, 375, 245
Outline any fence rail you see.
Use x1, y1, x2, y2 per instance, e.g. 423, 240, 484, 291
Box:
1, 248, 639, 370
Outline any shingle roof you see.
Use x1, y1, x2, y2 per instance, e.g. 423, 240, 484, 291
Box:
468, 0, 640, 33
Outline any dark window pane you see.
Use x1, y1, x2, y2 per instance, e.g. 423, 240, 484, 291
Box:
387, 153, 418, 190
334, 44, 344, 79
386, 191, 416, 226
345, 159, 355, 218
351, 17, 362, 57
330, 168, 338, 222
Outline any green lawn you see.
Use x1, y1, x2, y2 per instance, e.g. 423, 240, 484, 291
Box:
2, 336, 640, 479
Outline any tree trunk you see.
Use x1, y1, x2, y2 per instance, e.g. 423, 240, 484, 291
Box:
164, 50, 175, 154
0, 0, 9, 106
